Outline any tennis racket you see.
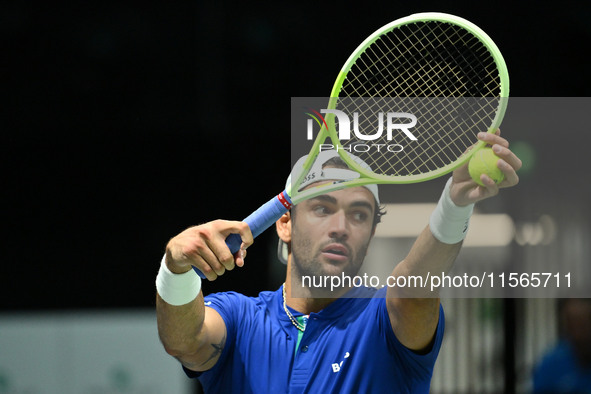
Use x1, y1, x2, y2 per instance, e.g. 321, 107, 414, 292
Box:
193, 12, 509, 278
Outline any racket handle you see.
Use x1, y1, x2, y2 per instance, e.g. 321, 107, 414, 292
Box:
192, 190, 293, 278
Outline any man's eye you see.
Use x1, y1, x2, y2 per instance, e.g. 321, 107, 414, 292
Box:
352, 211, 369, 222
313, 205, 331, 215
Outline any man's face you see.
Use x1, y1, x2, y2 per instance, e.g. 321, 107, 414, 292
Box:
290, 185, 376, 281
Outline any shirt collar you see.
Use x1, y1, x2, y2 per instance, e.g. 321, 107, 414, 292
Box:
272, 284, 377, 322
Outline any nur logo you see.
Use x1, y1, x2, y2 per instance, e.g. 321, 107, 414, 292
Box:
305, 108, 418, 153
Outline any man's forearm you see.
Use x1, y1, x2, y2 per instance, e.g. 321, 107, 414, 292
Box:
155, 221, 244, 371
389, 225, 461, 298
156, 291, 205, 358
385, 226, 458, 350
406, 225, 461, 275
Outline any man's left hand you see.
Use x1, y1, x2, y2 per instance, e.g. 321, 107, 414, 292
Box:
450, 129, 522, 207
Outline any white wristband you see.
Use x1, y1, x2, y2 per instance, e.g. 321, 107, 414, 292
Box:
429, 178, 474, 244
156, 255, 202, 306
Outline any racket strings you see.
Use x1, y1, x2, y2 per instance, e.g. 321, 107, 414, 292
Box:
343, 23, 499, 98
336, 20, 502, 177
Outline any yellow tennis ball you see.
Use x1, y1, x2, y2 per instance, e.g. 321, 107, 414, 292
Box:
468, 147, 504, 186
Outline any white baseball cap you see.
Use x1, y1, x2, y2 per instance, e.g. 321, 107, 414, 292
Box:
277, 150, 380, 264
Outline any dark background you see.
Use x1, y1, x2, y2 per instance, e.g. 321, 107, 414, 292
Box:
2, 1, 590, 311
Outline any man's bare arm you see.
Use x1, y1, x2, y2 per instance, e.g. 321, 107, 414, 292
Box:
156, 220, 252, 371
386, 227, 460, 351
386, 130, 521, 352
157, 292, 227, 371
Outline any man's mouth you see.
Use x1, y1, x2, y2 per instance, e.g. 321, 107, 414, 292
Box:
321, 243, 350, 261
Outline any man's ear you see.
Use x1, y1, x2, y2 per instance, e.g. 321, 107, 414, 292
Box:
276, 211, 292, 243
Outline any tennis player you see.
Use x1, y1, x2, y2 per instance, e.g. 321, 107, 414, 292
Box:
156, 131, 521, 393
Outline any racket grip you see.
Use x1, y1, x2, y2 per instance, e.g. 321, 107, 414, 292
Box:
192, 190, 293, 279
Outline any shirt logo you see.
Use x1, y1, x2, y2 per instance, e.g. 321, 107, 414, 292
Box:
331, 352, 350, 373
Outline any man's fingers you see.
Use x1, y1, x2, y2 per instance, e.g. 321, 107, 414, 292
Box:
219, 220, 254, 249
206, 236, 235, 274
491, 144, 523, 173
234, 247, 247, 268
202, 220, 254, 275
476, 130, 522, 189
487, 143, 522, 189
189, 254, 221, 282
197, 241, 229, 277
496, 159, 520, 188
477, 130, 509, 148
451, 128, 521, 205
169, 239, 225, 281
165, 220, 254, 282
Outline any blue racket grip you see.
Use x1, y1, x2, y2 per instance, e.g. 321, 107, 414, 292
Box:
192, 190, 292, 279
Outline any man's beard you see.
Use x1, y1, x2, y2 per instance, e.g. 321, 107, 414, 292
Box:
290, 234, 371, 296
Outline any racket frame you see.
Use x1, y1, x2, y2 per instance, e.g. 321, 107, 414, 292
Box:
194, 13, 510, 278
317, 12, 510, 188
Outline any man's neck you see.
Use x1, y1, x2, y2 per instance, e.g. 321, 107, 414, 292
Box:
285, 291, 335, 315
284, 267, 350, 314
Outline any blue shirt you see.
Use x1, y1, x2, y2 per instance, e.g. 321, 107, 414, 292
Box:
185, 286, 445, 393
533, 340, 591, 393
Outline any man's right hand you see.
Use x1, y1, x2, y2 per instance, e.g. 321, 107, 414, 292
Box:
165, 220, 253, 281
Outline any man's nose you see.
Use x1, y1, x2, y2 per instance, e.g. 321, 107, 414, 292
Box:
328, 210, 349, 239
